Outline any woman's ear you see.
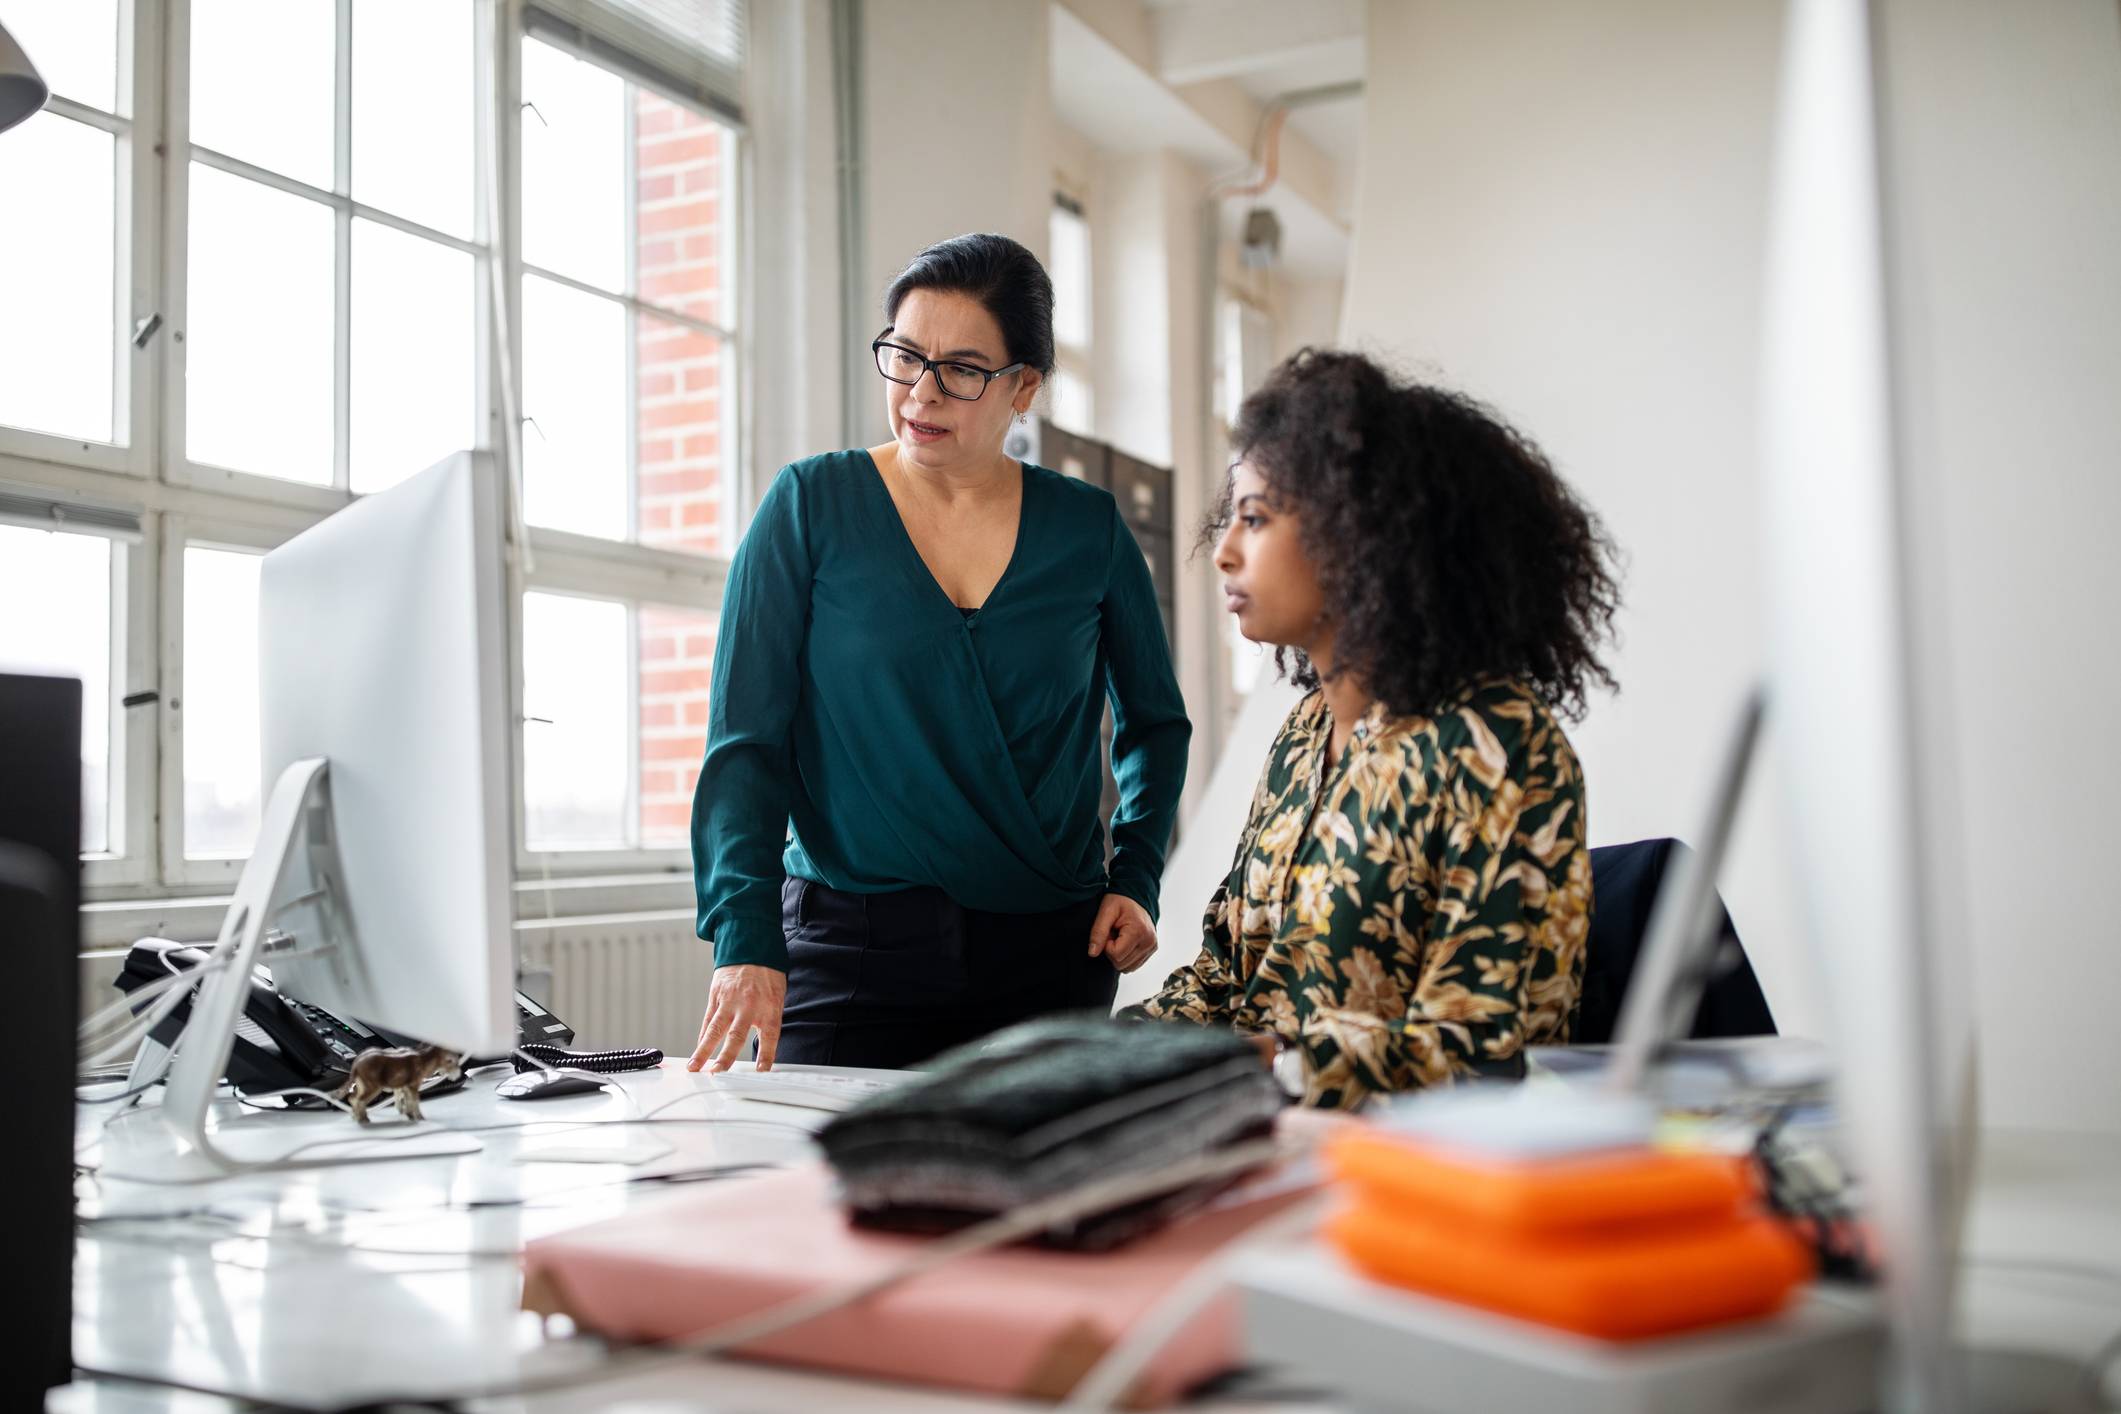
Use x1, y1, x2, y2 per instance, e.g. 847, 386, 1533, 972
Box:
1013, 368, 1044, 417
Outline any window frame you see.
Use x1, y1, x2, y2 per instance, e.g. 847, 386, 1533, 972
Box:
506, 21, 743, 875
0, 1, 164, 480
513, 531, 728, 879
1048, 189, 1094, 436
159, 514, 289, 890
513, 24, 745, 558
160, 0, 496, 508
0, 0, 751, 907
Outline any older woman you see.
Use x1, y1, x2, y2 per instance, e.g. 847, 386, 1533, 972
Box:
1123, 349, 1621, 1109
689, 233, 1189, 1072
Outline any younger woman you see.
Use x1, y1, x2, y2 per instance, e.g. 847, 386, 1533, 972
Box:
1122, 349, 1621, 1110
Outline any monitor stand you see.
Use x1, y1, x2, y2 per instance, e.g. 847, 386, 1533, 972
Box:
94, 758, 479, 1183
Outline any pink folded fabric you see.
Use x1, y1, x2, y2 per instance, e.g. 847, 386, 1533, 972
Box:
522, 1162, 1313, 1405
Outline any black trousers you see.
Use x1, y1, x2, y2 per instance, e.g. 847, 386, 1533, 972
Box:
778, 877, 1118, 1069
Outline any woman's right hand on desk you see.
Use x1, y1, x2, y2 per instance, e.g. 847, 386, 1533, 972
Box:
688, 964, 787, 1073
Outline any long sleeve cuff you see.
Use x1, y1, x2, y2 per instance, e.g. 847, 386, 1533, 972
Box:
1106, 856, 1162, 924
710, 913, 788, 972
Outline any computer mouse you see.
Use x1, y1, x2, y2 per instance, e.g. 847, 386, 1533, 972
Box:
497, 1070, 609, 1101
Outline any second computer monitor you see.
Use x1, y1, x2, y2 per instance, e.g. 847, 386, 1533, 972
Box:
256, 451, 515, 1057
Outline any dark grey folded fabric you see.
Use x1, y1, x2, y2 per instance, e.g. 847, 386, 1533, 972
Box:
815, 1018, 1284, 1249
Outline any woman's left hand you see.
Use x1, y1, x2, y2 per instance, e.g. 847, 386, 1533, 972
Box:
1088, 893, 1159, 973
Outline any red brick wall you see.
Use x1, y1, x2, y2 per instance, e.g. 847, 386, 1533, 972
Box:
638, 604, 716, 846
634, 90, 726, 558
633, 91, 726, 847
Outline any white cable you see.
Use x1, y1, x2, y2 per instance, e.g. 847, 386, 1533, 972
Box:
508, 1047, 676, 1162
76, 950, 226, 1038
76, 938, 344, 1078
1057, 1192, 1327, 1411
78, 967, 209, 1068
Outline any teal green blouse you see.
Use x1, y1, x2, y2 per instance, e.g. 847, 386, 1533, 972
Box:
692, 451, 1192, 971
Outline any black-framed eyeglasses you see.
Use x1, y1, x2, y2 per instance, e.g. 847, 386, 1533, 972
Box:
872, 338, 1026, 402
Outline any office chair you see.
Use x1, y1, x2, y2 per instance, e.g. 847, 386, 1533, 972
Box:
1576, 837, 1776, 1045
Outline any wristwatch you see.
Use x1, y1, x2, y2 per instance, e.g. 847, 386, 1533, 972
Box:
1267, 1034, 1306, 1100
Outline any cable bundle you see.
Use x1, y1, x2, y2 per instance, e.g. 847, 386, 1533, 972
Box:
814, 1018, 1284, 1250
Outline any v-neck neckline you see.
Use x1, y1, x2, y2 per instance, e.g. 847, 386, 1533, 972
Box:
861, 448, 1032, 623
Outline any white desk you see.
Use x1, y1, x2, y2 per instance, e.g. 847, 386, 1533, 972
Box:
62, 1061, 1284, 1414
55, 1065, 2121, 1413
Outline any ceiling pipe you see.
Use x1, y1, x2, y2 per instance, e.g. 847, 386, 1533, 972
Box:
1195, 76, 1364, 764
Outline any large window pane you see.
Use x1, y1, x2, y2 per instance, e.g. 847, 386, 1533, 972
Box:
352, 0, 474, 239
186, 165, 334, 482
523, 274, 627, 540
0, 112, 117, 444
182, 546, 262, 859
5, 0, 119, 113
350, 220, 476, 493
636, 313, 728, 555
521, 37, 626, 291
0, 526, 115, 854
1050, 201, 1090, 351
188, 0, 334, 190
524, 592, 629, 850
637, 605, 714, 847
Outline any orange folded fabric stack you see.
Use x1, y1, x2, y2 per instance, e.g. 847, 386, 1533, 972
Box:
1322, 1127, 1813, 1340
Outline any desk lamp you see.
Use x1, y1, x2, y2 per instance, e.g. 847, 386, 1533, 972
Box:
0, 20, 50, 134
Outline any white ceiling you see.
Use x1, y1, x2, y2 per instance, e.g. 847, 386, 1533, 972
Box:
1049, 1, 1366, 277
1233, 57, 1364, 165
1145, 0, 1366, 161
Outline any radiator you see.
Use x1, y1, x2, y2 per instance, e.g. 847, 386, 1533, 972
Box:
515, 910, 711, 1057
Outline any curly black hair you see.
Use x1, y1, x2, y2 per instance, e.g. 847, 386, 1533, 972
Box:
1206, 347, 1622, 723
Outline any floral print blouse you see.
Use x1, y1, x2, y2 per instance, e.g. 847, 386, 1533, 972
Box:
1120, 681, 1591, 1110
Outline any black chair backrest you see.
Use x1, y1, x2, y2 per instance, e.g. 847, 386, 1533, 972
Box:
1577, 837, 1777, 1045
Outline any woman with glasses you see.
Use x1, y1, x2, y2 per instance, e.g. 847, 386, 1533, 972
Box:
1121, 349, 1621, 1109
687, 233, 1189, 1073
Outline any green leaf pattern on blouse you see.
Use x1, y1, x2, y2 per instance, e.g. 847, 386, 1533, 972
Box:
1122, 681, 1590, 1110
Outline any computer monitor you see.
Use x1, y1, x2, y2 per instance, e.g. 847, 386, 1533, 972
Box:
1759, 1, 1981, 1409
106, 452, 515, 1177
0, 672, 81, 1403
1602, 688, 1765, 1096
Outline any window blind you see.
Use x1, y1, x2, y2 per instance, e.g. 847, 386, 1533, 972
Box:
524, 0, 746, 125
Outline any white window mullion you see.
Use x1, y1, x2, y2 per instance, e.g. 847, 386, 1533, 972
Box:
623, 93, 640, 544
624, 602, 643, 848
94, 509, 160, 891
521, 261, 735, 342
154, 514, 190, 889
331, 0, 353, 493
126, 0, 168, 487
472, 0, 500, 465
332, 203, 353, 493
159, 0, 194, 505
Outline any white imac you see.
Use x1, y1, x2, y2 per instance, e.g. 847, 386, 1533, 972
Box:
1757, 1, 2029, 1409
106, 452, 516, 1178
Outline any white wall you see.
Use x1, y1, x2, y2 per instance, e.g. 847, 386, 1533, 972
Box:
1342, 0, 2121, 1135
1271, 273, 1345, 368
1091, 149, 1219, 816
1874, 0, 2121, 1134
1340, 0, 1818, 1038
747, 0, 845, 481
854, 0, 1055, 444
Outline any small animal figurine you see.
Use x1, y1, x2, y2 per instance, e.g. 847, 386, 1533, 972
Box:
334, 1043, 462, 1124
